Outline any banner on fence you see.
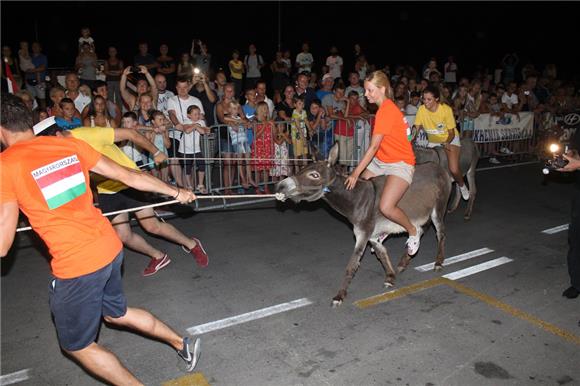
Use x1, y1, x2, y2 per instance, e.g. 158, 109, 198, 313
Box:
472, 112, 534, 143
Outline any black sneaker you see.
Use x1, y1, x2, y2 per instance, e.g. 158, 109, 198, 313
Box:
178, 336, 201, 372
562, 286, 580, 299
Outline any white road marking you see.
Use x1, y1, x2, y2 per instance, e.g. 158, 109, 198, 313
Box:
414, 248, 494, 272
541, 224, 569, 234
0, 369, 30, 385
187, 298, 313, 335
443, 257, 513, 280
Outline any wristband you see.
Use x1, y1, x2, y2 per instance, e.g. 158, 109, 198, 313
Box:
173, 189, 180, 199
153, 150, 161, 157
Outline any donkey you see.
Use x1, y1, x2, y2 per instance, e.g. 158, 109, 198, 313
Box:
413, 137, 479, 220
275, 143, 453, 307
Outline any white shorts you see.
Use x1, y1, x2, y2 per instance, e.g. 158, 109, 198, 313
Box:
427, 135, 460, 148
366, 158, 414, 185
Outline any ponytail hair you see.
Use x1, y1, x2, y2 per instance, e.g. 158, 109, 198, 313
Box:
365, 70, 394, 101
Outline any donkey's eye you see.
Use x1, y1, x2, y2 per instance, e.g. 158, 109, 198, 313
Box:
309, 172, 320, 179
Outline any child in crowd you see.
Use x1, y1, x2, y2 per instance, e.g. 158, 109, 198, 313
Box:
243, 88, 257, 150
308, 99, 333, 160
271, 119, 291, 182
395, 95, 407, 113
251, 102, 274, 193
83, 95, 115, 128
405, 91, 421, 115
182, 105, 210, 193
145, 110, 171, 182
226, 100, 253, 190
55, 98, 82, 130
48, 86, 66, 118
120, 112, 147, 168
290, 95, 311, 173
79, 84, 93, 99
78, 27, 95, 53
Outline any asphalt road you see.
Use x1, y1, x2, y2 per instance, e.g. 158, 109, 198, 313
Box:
1, 162, 579, 386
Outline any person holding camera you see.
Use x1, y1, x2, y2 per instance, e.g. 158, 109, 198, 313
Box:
120, 65, 158, 112
558, 132, 580, 301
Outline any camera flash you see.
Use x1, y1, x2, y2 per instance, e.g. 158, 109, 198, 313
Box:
549, 144, 559, 153
193, 68, 200, 74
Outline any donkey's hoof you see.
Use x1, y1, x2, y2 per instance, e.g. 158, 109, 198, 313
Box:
464, 215, 471, 221
434, 264, 443, 272
331, 299, 343, 308
384, 281, 395, 288
370, 247, 376, 254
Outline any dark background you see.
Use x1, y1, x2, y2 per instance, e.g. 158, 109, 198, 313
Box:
2, 1, 579, 82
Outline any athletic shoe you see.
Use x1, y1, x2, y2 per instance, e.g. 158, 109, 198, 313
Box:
188, 237, 209, 268
406, 226, 423, 256
178, 336, 201, 372
489, 157, 501, 164
459, 184, 470, 201
143, 254, 171, 276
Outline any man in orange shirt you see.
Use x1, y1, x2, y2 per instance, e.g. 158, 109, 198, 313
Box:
0, 94, 200, 384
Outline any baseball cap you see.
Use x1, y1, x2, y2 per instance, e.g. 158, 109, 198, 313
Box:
322, 73, 334, 82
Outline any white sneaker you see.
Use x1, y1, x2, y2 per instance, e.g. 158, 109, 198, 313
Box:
489, 157, 501, 164
500, 147, 514, 155
406, 226, 423, 256
459, 184, 470, 200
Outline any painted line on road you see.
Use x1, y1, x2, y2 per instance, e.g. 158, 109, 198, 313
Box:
414, 248, 494, 272
354, 277, 446, 309
442, 257, 513, 280
0, 369, 30, 385
187, 298, 313, 335
163, 372, 211, 386
541, 224, 569, 234
443, 278, 580, 346
476, 160, 539, 172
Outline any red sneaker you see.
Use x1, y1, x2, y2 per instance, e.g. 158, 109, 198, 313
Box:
143, 254, 171, 276
189, 238, 209, 268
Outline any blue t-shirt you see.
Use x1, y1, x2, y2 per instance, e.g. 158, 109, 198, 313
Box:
27, 54, 48, 81
242, 104, 256, 143
316, 89, 332, 101
55, 117, 82, 130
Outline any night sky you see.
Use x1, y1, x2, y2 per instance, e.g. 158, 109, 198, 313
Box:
2, 1, 579, 81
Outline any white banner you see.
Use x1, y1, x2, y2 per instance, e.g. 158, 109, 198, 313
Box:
472, 112, 534, 143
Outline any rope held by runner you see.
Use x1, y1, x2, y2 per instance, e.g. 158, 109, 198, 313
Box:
15, 194, 279, 233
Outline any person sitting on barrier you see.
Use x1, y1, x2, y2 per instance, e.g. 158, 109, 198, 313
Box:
413, 84, 470, 200
344, 70, 422, 256
35, 118, 210, 276
252, 102, 275, 193
183, 105, 210, 194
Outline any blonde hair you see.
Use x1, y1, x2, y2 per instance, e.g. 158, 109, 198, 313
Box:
365, 70, 394, 100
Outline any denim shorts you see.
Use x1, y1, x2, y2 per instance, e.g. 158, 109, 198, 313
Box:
219, 138, 233, 153
49, 251, 127, 351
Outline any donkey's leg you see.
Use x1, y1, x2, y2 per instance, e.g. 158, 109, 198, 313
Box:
431, 205, 447, 271
369, 239, 396, 287
397, 251, 412, 273
447, 183, 461, 213
332, 226, 371, 307
464, 167, 477, 221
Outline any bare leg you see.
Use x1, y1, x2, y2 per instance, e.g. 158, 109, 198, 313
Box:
111, 213, 165, 260
135, 208, 197, 250
379, 175, 416, 236
65, 343, 143, 386
169, 161, 184, 187
444, 144, 465, 186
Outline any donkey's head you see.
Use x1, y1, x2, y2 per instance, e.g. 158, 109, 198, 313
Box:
275, 143, 339, 203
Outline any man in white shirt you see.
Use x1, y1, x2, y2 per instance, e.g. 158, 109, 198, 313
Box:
326, 46, 343, 81
295, 43, 314, 74
64, 72, 92, 114
256, 80, 275, 119
155, 73, 175, 120
501, 82, 519, 112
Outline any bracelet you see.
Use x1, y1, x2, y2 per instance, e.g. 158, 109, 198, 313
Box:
153, 150, 161, 157
173, 189, 180, 199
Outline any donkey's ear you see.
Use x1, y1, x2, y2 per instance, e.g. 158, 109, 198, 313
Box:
327, 142, 339, 166
309, 143, 323, 161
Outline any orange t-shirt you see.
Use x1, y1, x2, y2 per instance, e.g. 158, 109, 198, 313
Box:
0, 136, 122, 279
373, 99, 415, 166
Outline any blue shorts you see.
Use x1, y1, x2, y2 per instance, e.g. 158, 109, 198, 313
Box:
49, 251, 127, 351
219, 138, 233, 153
232, 141, 250, 154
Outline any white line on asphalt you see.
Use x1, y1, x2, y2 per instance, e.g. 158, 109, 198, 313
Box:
442, 257, 513, 280
541, 224, 569, 234
0, 369, 30, 385
414, 248, 494, 272
476, 160, 539, 172
187, 298, 314, 335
